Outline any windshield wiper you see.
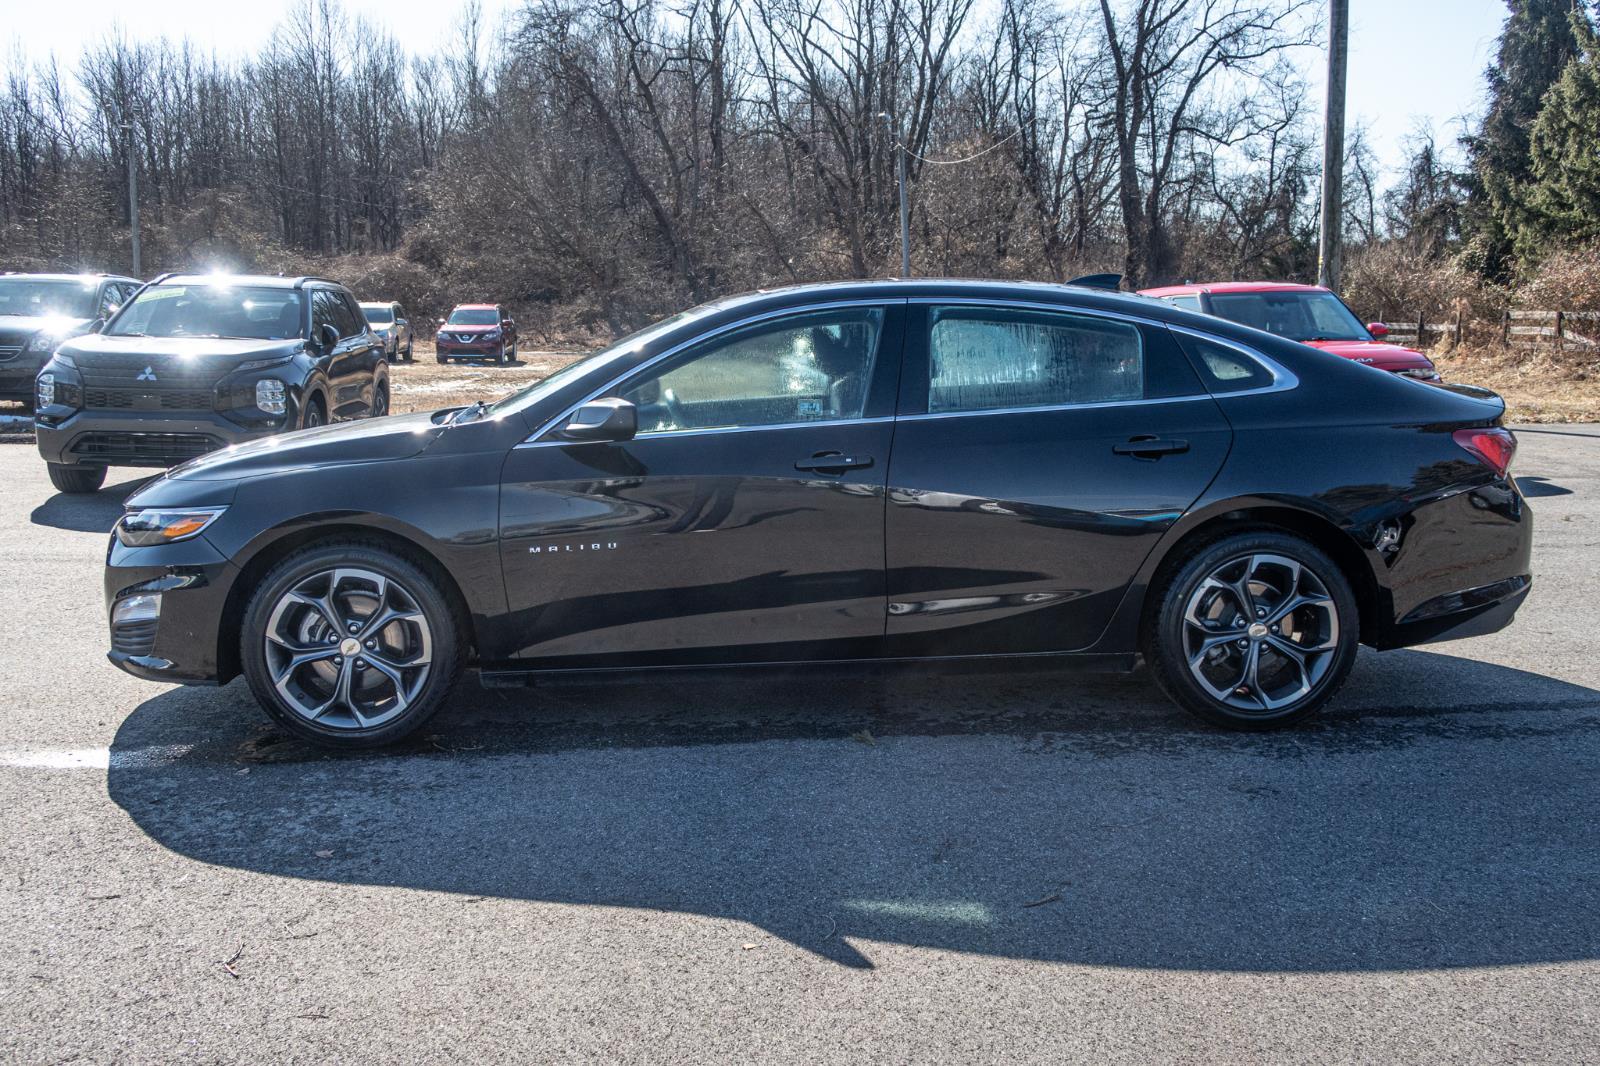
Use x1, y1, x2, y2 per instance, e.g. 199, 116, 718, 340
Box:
450, 400, 489, 425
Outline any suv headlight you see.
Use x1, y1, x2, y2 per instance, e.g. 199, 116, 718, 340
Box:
255, 378, 287, 414
37, 372, 55, 407
28, 332, 57, 352
483, 329, 501, 340
116, 507, 227, 547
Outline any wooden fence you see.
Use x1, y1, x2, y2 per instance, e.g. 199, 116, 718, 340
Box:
1366, 309, 1600, 351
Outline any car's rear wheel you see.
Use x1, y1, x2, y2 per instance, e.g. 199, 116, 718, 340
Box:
47, 462, 107, 494
240, 543, 464, 748
404, 339, 414, 362
1144, 531, 1358, 730
371, 381, 389, 417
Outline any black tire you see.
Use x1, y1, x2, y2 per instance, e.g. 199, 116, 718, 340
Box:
371, 380, 389, 418
47, 462, 107, 494
435, 352, 448, 365
301, 394, 327, 429
239, 541, 465, 749
404, 340, 414, 362
1143, 531, 1359, 730
495, 342, 509, 367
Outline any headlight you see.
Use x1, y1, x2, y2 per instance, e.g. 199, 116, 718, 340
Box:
37, 373, 55, 407
116, 507, 227, 547
235, 355, 294, 373
28, 332, 57, 352
255, 379, 287, 414
483, 329, 501, 340
1397, 368, 1442, 382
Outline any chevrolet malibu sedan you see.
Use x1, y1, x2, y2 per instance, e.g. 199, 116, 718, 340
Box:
104, 279, 1531, 748
1139, 281, 1442, 381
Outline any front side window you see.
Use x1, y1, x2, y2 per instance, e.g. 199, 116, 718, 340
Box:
927, 307, 1143, 414
618, 308, 884, 434
1207, 291, 1368, 342
0, 278, 100, 319
107, 284, 305, 340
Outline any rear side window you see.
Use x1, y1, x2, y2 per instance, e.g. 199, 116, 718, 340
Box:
1171, 331, 1276, 393
927, 307, 1143, 414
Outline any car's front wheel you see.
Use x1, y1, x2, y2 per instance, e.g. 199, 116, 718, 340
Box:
46, 462, 107, 494
240, 543, 464, 748
1144, 531, 1358, 730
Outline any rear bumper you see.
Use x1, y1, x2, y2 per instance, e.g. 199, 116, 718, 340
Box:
1381, 575, 1532, 648
36, 408, 289, 468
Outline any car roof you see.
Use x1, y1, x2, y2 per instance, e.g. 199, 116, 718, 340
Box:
358, 301, 398, 307
1, 272, 140, 284
453, 303, 500, 310
678, 277, 1180, 318
158, 273, 337, 290
1139, 281, 1330, 297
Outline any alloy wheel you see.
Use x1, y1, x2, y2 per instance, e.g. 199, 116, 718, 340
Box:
1181, 553, 1340, 714
262, 567, 433, 730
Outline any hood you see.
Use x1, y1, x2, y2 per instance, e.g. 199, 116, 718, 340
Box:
1304, 339, 1435, 372
59, 333, 303, 364
441, 323, 499, 334
0, 314, 94, 344
166, 410, 447, 482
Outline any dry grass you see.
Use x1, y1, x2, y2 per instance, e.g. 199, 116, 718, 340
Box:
1432, 343, 1600, 423
385, 344, 591, 413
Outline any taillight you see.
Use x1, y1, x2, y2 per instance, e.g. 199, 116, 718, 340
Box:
1452, 427, 1516, 478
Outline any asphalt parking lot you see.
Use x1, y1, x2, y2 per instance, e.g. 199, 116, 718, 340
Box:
1, 427, 1598, 1062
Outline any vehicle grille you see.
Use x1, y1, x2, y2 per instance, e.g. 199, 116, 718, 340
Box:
0, 345, 20, 363
69, 431, 222, 465
82, 386, 216, 411
111, 618, 159, 657
73, 352, 230, 390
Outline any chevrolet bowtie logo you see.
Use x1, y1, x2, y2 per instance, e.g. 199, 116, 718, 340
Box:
135, 366, 157, 381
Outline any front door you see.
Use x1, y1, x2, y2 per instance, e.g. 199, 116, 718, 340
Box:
498, 303, 905, 668
884, 303, 1234, 657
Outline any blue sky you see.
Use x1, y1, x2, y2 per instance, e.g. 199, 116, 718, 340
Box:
10, 0, 1509, 183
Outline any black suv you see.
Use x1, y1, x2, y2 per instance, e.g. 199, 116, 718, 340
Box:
36, 273, 390, 493
0, 273, 142, 407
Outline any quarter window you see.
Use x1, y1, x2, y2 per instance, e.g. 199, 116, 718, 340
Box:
1172, 332, 1276, 393
618, 308, 883, 434
927, 307, 1144, 413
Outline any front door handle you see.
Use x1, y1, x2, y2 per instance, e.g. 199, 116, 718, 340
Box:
795, 451, 874, 473
1113, 436, 1189, 458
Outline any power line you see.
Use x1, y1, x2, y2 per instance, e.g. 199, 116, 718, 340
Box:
895, 129, 1021, 166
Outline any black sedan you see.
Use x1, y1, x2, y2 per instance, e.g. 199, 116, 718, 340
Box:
102, 279, 1532, 747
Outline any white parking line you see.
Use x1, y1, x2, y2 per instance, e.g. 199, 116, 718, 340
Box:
0, 745, 193, 770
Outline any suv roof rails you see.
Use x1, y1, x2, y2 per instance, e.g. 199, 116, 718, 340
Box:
294, 276, 338, 289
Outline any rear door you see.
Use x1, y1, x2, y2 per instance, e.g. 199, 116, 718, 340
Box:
497, 302, 906, 667
883, 302, 1234, 657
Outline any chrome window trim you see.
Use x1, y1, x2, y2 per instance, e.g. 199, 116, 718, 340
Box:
897, 394, 1217, 423
517, 298, 904, 447
1164, 323, 1300, 398
516, 415, 896, 449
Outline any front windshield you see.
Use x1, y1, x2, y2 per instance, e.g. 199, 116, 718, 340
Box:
0, 278, 99, 319
362, 306, 394, 324
487, 308, 701, 417
448, 308, 499, 326
1208, 291, 1370, 342
108, 285, 306, 340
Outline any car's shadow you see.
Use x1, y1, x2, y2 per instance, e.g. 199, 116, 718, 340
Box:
30, 474, 155, 532
107, 650, 1600, 972
1516, 475, 1574, 498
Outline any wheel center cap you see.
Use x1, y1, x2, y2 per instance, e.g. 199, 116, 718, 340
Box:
340, 637, 361, 657
1247, 622, 1269, 640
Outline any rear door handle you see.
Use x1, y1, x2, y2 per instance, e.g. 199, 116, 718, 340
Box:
1113, 436, 1189, 458
795, 451, 874, 472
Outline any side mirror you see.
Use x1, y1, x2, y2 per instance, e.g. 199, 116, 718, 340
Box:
505, 318, 516, 329
1367, 322, 1389, 338
437, 318, 447, 325
561, 397, 637, 442
318, 323, 340, 349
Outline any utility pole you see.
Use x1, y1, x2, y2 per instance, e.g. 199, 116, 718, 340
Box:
122, 114, 141, 276
1317, 0, 1348, 291
879, 112, 910, 277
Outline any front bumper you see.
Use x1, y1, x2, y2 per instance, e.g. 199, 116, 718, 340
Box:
0, 356, 45, 401
105, 534, 242, 684
36, 407, 292, 468
437, 339, 502, 357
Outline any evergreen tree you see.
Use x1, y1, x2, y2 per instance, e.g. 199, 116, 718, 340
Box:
1463, 0, 1588, 276
1516, 11, 1600, 259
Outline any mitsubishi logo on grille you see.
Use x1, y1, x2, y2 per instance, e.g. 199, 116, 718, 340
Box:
135, 366, 158, 382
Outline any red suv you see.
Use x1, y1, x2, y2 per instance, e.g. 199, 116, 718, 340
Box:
435, 304, 518, 365
1139, 281, 1441, 381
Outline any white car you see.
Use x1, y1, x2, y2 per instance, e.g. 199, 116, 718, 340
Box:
359, 301, 413, 362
